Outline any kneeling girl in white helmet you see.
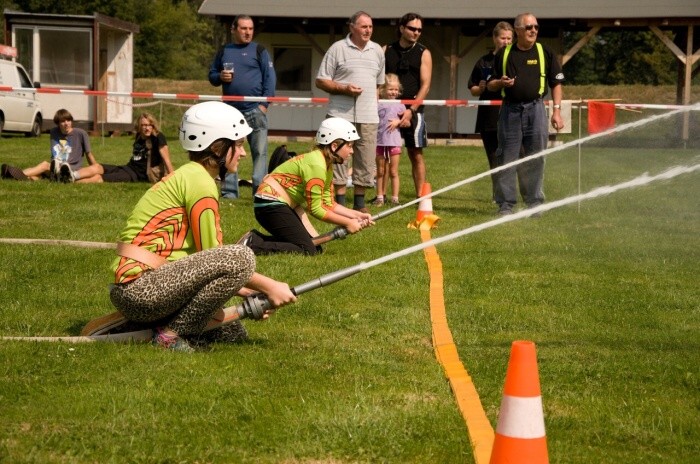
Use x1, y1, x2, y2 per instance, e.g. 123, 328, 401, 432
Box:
109, 101, 296, 352
241, 117, 375, 255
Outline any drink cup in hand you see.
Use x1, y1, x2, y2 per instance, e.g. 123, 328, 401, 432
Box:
222, 62, 234, 80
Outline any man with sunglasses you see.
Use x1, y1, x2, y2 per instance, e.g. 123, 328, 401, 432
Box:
384, 12, 433, 198
487, 12, 564, 215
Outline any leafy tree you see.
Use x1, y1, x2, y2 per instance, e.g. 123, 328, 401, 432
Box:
132, 0, 216, 79
4, 0, 217, 79
563, 29, 677, 85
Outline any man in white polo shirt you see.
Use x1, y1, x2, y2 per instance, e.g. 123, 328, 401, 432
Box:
316, 10, 385, 213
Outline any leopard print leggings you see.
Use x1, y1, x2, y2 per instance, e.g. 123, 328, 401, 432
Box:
110, 245, 256, 336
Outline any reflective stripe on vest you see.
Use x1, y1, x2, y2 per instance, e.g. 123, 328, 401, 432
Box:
501, 43, 546, 98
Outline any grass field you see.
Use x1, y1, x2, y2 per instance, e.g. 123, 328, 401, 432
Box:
0, 110, 698, 463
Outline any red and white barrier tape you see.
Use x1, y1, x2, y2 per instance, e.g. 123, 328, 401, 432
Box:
0, 86, 694, 110
0, 86, 502, 107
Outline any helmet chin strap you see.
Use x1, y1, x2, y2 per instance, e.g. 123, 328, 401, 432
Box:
331, 141, 346, 164
216, 140, 234, 168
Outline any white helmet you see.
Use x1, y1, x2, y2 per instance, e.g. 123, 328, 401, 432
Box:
315, 117, 360, 145
179, 101, 252, 151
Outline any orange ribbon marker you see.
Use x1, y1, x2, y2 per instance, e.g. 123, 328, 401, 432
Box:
420, 228, 494, 463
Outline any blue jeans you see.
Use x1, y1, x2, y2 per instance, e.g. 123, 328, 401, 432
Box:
221, 106, 269, 199
494, 100, 548, 210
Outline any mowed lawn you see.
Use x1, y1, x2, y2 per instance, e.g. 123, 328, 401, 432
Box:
0, 118, 698, 463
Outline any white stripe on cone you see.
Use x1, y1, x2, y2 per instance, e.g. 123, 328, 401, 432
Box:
495, 395, 546, 439
417, 196, 433, 215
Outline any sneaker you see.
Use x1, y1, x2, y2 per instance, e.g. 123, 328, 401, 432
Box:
59, 163, 75, 183
152, 327, 195, 353
49, 159, 61, 182
236, 230, 254, 247
389, 198, 400, 206
498, 207, 514, 216
2, 164, 28, 181
369, 196, 384, 206
354, 206, 370, 214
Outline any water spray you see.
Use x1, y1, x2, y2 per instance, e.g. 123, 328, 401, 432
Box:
312, 104, 700, 244
213, 164, 700, 327
2, 165, 697, 343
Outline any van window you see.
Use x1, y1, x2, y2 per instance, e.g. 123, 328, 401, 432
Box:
17, 66, 33, 88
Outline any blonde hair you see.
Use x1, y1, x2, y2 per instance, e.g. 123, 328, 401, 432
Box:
379, 73, 403, 98
493, 21, 514, 37
135, 112, 160, 136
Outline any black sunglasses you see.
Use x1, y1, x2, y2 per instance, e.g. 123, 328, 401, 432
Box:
404, 25, 422, 33
520, 24, 539, 31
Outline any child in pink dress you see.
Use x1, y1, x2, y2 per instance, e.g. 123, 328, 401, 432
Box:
372, 74, 404, 206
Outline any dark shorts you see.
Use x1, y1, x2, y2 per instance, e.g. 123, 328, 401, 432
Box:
400, 111, 428, 149
101, 164, 143, 183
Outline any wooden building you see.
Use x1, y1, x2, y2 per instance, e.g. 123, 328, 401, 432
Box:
198, 1, 699, 136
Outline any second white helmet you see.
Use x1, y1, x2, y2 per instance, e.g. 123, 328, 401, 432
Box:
315, 117, 360, 145
179, 101, 252, 151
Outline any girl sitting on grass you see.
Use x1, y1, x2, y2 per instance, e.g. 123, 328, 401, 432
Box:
109, 101, 296, 352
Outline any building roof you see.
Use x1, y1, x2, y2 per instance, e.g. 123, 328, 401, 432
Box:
3, 10, 140, 33
198, 1, 700, 20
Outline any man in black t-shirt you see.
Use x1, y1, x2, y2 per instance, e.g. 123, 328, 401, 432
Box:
487, 12, 565, 215
384, 12, 432, 198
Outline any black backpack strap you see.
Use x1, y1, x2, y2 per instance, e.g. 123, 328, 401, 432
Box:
267, 144, 296, 173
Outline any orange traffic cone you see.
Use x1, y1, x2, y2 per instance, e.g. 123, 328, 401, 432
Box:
490, 340, 549, 464
408, 182, 440, 230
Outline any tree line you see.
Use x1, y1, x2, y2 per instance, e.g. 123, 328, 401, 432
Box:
1, 0, 693, 85
1, 0, 221, 80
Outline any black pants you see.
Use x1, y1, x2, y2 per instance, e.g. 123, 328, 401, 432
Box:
480, 130, 499, 199
251, 201, 318, 255
480, 130, 499, 171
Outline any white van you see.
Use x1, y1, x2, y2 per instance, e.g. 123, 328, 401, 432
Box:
0, 58, 43, 137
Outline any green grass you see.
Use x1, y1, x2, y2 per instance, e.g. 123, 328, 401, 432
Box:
0, 124, 698, 463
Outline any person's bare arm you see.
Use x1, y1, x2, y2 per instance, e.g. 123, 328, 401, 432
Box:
487, 75, 516, 93
315, 78, 363, 97
86, 152, 98, 166
400, 48, 433, 126
412, 48, 432, 111
550, 84, 564, 131
159, 144, 175, 174
245, 273, 296, 309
